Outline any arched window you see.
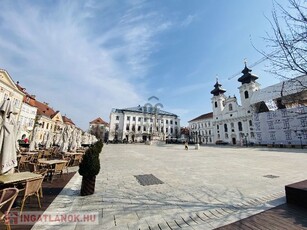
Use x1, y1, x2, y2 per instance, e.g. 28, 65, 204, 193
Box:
215, 101, 218, 108
244, 91, 249, 99
229, 104, 233, 111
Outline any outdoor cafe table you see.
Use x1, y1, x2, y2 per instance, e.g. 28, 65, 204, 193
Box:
37, 159, 67, 165
21, 151, 38, 156
64, 152, 84, 156
0, 172, 42, 185
37, 159, 68, 181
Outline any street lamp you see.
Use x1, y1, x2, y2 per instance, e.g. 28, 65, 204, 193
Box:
204, 135, 208, 144
244, 133, 249, 147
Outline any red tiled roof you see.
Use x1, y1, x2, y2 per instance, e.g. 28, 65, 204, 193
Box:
15, 82, 77, 127
62, 115, 75, 126
90, 117, 109, 126
189, 112, 213, 122
35, 100, 57, 118
16, 83, 36, 107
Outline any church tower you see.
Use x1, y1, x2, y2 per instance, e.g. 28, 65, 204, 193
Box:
211, 79, 227, 116
238, 62, 260, 108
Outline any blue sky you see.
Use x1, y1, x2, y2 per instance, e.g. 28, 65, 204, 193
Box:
0, 0, 291, 130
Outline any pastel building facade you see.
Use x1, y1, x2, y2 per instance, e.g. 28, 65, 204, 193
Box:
188, 112, 214, 144
0, 69, 25, 138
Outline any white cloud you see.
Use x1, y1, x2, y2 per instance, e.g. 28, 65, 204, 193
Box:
0, 1, 172, 130
181, 14, 197, 27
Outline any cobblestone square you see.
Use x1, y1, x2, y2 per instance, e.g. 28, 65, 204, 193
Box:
33, 144, 307, 230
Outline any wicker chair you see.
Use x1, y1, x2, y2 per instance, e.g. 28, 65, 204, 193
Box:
43, 150, 52, 160
31, 151, 43, 163
17, 155, 30, 172
72, 155, 83, 166
49, 162, 66, 182
19, 177, 44, 214
28, 163, 47, 197
0, 188, 19, 230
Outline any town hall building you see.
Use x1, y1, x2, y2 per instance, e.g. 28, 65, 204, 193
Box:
109, 105, 180, 143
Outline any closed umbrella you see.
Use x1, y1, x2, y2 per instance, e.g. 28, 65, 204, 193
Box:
45, 131, 54, 149
0, 98, 18, 174
60, 126, 70, 152
29, 126, 39, 151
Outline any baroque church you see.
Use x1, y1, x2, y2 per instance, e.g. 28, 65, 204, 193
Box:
189, 62, 307, 147
210, 63, 259, 145
189, 63, 260, 146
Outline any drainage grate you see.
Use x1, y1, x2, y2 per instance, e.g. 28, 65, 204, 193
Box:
263, 175, 279, 179
134, 174, 164, 186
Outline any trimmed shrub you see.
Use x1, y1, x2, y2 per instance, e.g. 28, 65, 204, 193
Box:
78, 140, 103, 178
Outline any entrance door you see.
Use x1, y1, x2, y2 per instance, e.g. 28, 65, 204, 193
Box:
232, 138, 236, 145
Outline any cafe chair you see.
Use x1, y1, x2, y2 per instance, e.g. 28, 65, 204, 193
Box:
43, 150, 52, 160
31, 151, 43, 163
28, 163, 48, 197
0, 188, 19, 230
19, 177, 44, 214
60, 156, 71, 173
72, 155, 82, 166
17, 155, 30, 172
49, 162, 66, 182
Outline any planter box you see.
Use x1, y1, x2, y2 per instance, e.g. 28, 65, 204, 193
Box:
285, 179, 307, 208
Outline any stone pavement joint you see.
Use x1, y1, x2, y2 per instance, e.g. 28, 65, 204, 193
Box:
32, 144, 307, 230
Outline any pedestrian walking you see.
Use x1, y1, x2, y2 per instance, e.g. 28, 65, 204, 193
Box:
184, 141, 188, 150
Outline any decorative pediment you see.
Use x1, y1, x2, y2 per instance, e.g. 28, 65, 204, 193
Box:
52, 111, 63, 123
0, 69, 25, 95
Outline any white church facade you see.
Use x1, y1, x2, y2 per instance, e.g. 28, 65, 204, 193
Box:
210, 64, 259, 145
189, 63, 307, 147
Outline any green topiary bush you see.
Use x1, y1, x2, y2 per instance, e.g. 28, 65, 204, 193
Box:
78, 140, 103, 178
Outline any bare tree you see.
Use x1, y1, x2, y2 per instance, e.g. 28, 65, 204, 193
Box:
89, 125, 104, 140
259, 0, 307, 79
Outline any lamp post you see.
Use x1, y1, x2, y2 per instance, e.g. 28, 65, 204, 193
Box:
204, 135, 208, 145
244, 133, 248, 147
298, 135, 303, 149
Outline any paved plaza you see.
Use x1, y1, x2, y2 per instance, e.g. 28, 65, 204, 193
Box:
33, 144, 307, 230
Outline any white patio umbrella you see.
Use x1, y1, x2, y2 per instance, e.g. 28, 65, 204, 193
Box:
0, 98, 18, 174
60, 126, 70, 152
76, 129, 82, 148
69, 128, 78, 152
29, 126, 39, 151
45, 131, 54, 149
